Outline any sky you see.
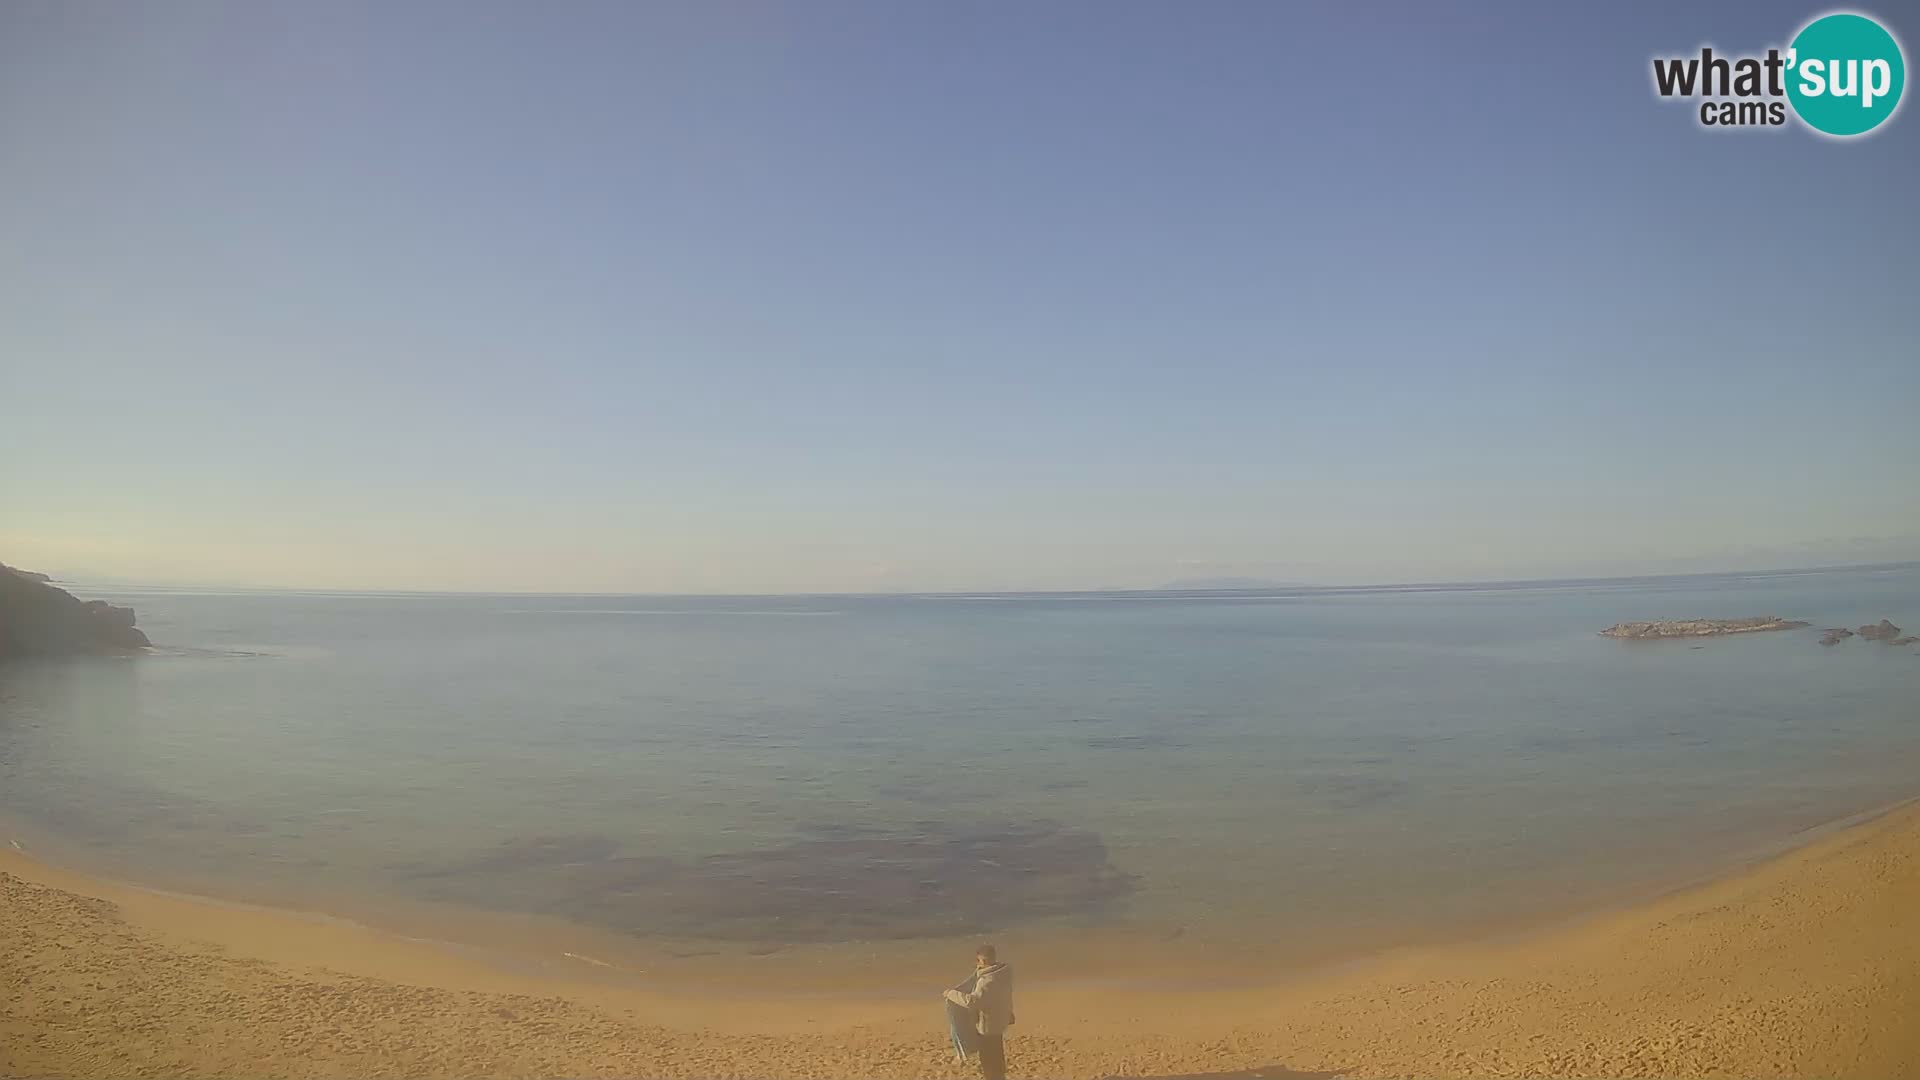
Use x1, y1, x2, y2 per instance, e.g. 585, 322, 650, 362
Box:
2, 1, 1917, 593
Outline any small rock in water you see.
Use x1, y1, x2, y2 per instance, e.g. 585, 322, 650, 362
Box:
1820, 628, 1855, 647
1890, 635, 1919, 646
1856, 619, 1904, 642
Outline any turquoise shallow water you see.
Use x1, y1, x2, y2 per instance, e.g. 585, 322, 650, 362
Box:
3, 565, 1917, 957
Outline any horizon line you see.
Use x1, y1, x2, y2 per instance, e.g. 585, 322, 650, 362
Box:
34, 559, 1920, 602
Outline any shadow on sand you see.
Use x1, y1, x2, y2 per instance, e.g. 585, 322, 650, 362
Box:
1098, 1060, 1351, 1068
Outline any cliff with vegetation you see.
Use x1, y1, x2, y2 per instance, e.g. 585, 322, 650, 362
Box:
0, 564, 150, 658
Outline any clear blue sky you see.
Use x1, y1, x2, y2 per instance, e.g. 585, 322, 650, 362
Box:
3, 1, 1916, 592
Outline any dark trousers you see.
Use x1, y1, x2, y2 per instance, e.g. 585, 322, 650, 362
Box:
977, 1033, 1006, 1080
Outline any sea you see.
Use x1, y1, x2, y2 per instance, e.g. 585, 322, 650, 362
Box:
3, 564, 1918, 981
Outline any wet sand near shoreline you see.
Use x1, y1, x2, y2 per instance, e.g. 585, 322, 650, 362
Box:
4, 803, 1919, 1079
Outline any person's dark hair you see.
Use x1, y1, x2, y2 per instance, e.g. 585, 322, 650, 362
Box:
975, 943, 997, 962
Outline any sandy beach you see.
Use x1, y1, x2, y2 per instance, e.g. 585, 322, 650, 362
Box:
4, 801, 1917, 1080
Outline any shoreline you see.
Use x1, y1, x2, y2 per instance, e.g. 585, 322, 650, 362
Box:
2, 789, 1903, 999
7, 800, 1920, 1077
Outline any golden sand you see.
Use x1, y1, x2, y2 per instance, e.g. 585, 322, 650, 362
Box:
4, 803, 1918, 1079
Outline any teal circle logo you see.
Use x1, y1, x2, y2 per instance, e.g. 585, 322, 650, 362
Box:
1787, 12, 1906, 136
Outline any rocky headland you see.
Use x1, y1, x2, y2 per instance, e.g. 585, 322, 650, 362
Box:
1598, 617, 1810, 639
0, 564, 150, 658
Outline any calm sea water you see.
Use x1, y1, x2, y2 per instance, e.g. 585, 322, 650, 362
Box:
4, 566, 1918, 965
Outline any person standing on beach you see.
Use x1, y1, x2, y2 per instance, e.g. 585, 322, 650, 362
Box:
944, 944, 1015, 1080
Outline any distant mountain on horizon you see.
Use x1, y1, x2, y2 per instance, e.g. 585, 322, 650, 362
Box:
1154, 576, 1309, 591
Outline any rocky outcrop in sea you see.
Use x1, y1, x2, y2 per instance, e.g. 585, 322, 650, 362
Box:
1818, 620, 1913, 647
1598, 617, 1810, 639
